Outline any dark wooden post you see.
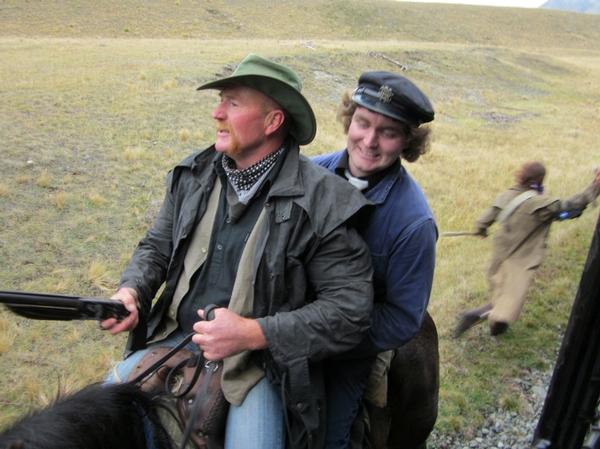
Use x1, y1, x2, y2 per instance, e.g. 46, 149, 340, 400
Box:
533, 212, 600, 448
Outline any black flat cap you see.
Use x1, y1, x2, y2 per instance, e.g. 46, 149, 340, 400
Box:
352, 71, 434, 126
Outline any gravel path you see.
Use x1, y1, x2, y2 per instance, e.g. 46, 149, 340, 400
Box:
427, 368, 553, 449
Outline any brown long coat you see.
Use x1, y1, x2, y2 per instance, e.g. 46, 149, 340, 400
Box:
475, 182, 599, 323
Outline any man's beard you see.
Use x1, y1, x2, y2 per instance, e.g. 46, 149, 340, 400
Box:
216, 125, 242, 158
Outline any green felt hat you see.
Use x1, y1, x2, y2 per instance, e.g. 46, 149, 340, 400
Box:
197, 53, 317, 145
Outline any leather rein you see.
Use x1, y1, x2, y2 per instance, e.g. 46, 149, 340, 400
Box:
128, 304, 221, 449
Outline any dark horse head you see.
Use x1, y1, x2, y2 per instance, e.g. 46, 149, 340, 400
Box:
0, 382, 174, 449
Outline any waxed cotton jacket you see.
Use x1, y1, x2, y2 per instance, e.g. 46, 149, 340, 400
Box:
120, 142, 374, 448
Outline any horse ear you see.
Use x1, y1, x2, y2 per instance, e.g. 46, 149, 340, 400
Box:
9, 440, 25, 449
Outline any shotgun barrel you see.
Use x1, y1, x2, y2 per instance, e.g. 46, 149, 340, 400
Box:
0, 290, 129, 321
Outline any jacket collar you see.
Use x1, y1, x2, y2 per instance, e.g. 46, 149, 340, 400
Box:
263, 139, 304, 199
169, 146, 220, 192
361, 159, 402, 206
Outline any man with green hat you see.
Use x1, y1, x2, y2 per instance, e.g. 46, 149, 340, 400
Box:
101, 53, 374, 449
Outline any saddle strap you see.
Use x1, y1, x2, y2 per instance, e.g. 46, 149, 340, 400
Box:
178, 360, 226, 449
128, 333, 195, 386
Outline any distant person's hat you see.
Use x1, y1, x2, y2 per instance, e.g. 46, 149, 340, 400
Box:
197, 53, 317, 145
352, 71, 434, 127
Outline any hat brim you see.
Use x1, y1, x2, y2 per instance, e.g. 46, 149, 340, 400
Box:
198, 75, 317, 145
352, 89, 425, 127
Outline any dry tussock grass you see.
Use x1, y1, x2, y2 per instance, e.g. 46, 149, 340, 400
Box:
51, 191, 67, 209
122, 146, 147, 161
35, 171, 52, 189
178, 128, 191, 142
87, 191, 108, 207
87, 260, 114, 292
0, 317, 15, 355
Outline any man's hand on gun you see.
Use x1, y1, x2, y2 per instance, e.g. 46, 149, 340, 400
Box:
100, 287, 139, 334
99, 289, 270, 360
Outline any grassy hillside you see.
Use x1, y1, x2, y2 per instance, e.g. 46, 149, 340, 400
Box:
1, 0, 600, 443
2, 0, 600, 48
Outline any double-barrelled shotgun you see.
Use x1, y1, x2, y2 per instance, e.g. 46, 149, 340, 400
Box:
0, 290, 129, 321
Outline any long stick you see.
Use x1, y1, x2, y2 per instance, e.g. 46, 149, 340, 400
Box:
440, 231, 478, 237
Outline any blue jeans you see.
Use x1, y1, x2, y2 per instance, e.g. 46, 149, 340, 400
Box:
324, 358, 375, 449
107, 331, 285, 449
225, 376, 285, 449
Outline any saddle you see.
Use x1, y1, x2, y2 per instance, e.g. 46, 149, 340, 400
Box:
128, 344, 229, 449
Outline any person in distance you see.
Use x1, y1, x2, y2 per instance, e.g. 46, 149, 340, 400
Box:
454, 161, 600, 338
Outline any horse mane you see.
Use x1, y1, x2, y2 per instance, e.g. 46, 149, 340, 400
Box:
0, 382, 174, 449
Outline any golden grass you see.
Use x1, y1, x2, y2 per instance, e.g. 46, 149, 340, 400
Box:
2, 0, 600, 51
87, 260, 116, 292
35, 171, 52, 189
87, 191, 108, 207
51, 191, 67, 209
0, 317, 15, 355
178, 128, 191, 142
122, 146, 147, 161
1, 1, 600, 440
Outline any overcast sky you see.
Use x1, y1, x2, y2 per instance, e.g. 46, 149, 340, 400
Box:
402, 0, 546, 7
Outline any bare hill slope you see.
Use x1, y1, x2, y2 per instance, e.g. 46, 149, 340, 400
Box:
2, 0, 600, 49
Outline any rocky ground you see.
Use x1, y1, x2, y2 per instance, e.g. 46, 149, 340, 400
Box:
428, 368, 553, 449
